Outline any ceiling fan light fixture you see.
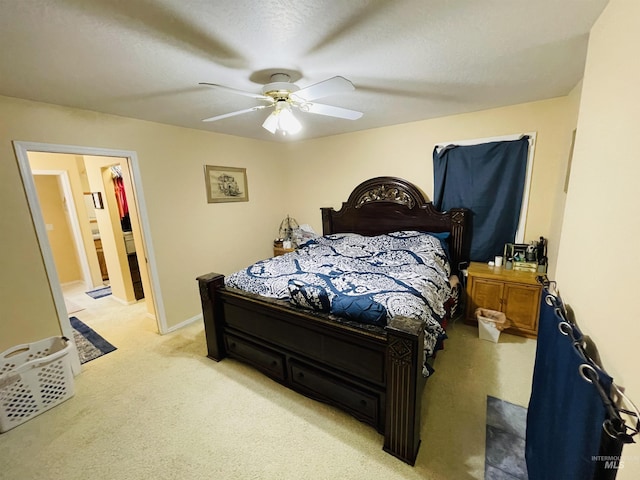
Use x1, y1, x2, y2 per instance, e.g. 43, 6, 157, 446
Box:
201, 71, 362, 137
262, 111, 279, 134
278, 106, 302, 135
261, 101, 301, 135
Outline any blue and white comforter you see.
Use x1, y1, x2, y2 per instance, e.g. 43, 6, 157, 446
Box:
225, 231, 454, 376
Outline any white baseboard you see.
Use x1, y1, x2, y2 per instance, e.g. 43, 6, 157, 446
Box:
164, 313, 202, 334
110, 295, 137, 306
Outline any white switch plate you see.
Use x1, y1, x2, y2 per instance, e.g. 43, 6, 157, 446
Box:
46, 224, 54, 231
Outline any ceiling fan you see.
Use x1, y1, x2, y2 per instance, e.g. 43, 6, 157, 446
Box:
199, 71, 363, 135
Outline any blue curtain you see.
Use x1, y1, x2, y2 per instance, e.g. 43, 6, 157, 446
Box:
433, 137, 529, 262
525, 290, 623, 480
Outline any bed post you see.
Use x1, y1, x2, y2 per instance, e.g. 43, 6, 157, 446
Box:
320, 207, 334, 235
196, 273, 226, 361
448, 207, 469, 274
384, 316, 426, 465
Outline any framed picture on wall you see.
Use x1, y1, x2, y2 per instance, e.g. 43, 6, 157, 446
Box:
204, 165, 249, 203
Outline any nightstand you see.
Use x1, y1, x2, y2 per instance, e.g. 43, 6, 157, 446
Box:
273, 246, 295, 257
464, 261, 542, 338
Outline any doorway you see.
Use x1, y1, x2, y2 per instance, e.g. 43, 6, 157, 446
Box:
14, 142, 167, 370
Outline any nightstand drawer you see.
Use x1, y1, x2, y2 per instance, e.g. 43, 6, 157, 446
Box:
273, 246, 295, 256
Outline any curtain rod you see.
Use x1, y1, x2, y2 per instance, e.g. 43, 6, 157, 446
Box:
434, 133, 532, 154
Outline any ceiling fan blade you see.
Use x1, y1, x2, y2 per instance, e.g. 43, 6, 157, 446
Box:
301, 103, 363, 120
292, 76, 355, 102
202, 105, 270, 122
199, 82, 272, 101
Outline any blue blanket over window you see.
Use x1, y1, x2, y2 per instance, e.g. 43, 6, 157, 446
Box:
225, 231, 455, 375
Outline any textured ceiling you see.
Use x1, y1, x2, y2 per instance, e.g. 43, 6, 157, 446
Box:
0, 0, 609, 142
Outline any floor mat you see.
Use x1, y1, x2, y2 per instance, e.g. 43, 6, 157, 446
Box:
485, 395, 529, 479
85, 286, 112, 299
70, 316, 117, 364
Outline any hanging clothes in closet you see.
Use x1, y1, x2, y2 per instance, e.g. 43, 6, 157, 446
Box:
111, 166, 131, 231
526, 284, 638, 480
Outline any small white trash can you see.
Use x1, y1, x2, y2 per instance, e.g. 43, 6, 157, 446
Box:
475, 308, 510, 343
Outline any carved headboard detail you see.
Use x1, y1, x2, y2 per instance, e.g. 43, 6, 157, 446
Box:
348, 176, 425, 210
354, 184, 416, 209
320, 176, 470, 273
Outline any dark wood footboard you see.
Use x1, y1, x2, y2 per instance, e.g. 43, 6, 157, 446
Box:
385, 316, 426, 464
197, 272, 427, 465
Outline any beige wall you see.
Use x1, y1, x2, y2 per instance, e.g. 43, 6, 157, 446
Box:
556, 0, 640, 477
29, 152, 104, 288
0, 95, 286, 351
545, 80, 583, 278
1, 143, 60, 350
284, 96, 576, 275
33, 175, 82, 284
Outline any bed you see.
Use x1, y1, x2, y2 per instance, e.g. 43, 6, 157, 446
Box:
197, 176, 469, 465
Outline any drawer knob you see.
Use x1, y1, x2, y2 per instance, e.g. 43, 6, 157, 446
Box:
270, 360, 278, 367
229, 342, 236, 349
298, 372, 305, 379
360, 400, 367, 407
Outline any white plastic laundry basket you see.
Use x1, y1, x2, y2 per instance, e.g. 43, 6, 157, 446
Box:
0, 336, 75, 433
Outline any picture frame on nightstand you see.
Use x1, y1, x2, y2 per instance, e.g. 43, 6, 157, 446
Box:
504, 243, 528, 261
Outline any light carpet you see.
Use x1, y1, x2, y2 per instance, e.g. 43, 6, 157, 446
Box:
65, 297, 84, 315
0, 313, 537, 480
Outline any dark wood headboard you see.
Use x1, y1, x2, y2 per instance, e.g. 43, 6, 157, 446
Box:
320, 176, 470, 273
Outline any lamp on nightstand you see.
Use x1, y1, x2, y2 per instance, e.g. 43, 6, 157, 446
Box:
278, 215, 299, 248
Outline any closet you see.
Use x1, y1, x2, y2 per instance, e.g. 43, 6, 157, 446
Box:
111, 166, 144, 300
105, 165, 144, 300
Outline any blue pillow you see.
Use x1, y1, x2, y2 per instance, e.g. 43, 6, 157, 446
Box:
288, 280, 330, 312
427, 231, 450, 258
331, 295, 387, 327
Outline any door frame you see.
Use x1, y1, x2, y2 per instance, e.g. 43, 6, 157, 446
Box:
13, 141, 168, 371
31, 169, 96, 290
